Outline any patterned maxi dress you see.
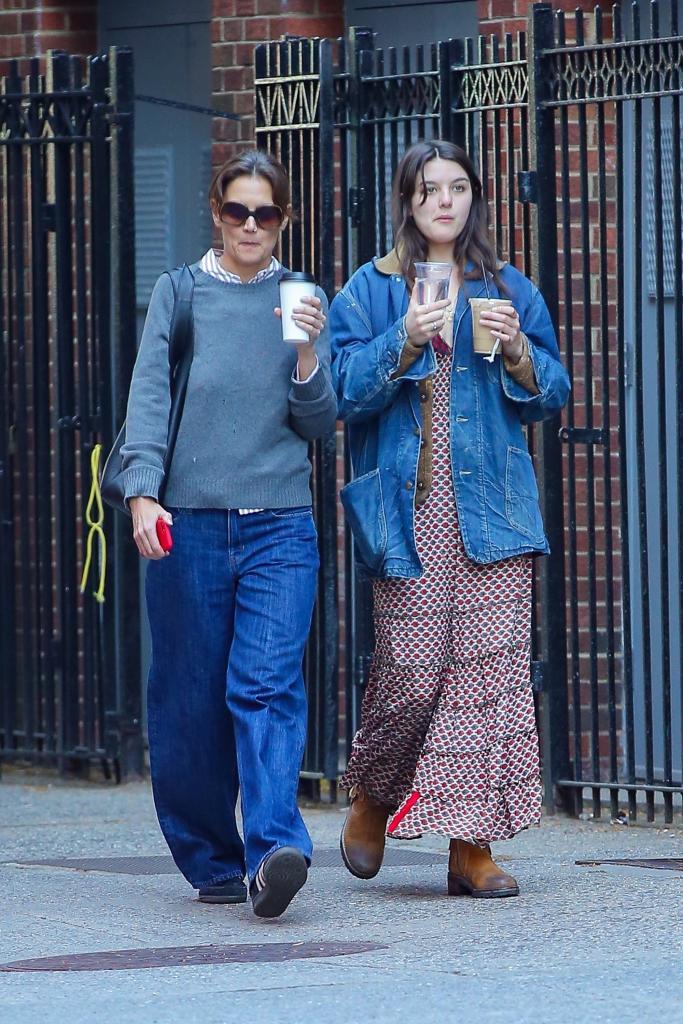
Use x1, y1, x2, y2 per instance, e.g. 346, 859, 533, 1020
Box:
340, 346, 543, 844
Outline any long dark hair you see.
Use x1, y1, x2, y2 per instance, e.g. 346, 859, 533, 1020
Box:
392, 140, 502, 290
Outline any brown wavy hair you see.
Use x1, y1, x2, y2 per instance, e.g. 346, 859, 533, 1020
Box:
392, 139, 503, 291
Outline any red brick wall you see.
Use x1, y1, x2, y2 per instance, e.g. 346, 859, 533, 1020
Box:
0, 1, 97, 75
211, 0, 344, 167
479, 0, 599, 34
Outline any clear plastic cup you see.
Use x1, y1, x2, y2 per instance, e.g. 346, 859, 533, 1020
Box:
413, 261, 452, 305
279, 271, 316, 343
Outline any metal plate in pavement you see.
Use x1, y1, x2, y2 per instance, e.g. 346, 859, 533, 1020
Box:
576, 858, 683, 871
5, 847, 446, 874
0, 940, 388, 973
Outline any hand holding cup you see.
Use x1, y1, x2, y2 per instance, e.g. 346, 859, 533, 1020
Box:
405, 291, 452, 347
275, 272, 326, 380
476, 302, 523, 362
277, 272, 326, 345
274, 294, 326, 341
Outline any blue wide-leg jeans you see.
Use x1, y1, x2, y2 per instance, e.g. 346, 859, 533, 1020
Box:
145, 507, 318, 888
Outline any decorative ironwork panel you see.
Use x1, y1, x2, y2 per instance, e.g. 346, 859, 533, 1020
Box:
359, 68, 440, 125
453, 58, 528, 112
542, 37, 683, 107
254, 39, 322, 276
255, 42, 321, 134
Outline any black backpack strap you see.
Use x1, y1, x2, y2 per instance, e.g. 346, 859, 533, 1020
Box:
159, 264, 195, 499
165, 263, 195, 375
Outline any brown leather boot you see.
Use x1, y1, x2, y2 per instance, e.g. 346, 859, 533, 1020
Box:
448, 839, 519, 898
340, 787, 392, 879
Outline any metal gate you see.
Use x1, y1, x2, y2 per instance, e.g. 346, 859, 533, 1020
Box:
0, 49, 142, 778
254, 0, 683, 820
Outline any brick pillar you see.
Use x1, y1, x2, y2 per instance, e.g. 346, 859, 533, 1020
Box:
0, 1, 97, 76
211, 0, 344, 167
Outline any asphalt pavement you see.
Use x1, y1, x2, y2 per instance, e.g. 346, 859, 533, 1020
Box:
1, 771, 682, 1024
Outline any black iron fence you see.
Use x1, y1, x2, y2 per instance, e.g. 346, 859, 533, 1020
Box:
254, 0, 683, 820
0, 49, 141, 778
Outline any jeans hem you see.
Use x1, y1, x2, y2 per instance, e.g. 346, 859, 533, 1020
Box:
195, 871, 245, 890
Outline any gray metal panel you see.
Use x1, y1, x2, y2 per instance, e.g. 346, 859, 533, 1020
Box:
98, 1, 213, 302
99, 0, 210, 30
134, 146, 174, 305
345, 0, 477, 51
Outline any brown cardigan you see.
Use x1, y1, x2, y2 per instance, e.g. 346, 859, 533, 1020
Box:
376, 250, 539, 506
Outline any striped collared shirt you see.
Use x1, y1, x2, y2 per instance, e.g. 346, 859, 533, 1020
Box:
199, 247, 281, 285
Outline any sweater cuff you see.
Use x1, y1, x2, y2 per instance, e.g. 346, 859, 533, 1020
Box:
292, 357, 320, 384
123, 465, 164, 502
289, 361, 328, 401
503, 334, 539, 395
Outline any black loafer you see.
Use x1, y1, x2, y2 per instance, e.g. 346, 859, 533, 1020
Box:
250, 847, 308, 918
198, 877, 247, 904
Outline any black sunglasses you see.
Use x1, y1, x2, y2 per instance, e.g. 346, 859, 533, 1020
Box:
219, 201, 284, 230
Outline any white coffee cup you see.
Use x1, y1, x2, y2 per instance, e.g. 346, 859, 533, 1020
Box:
279, 271, 317, 343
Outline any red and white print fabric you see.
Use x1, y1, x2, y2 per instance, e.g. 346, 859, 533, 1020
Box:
341, 348, 542, 845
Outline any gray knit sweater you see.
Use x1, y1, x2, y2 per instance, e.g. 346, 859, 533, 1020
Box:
121, 264, 338, 508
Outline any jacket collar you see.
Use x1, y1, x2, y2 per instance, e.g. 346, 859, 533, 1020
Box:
373, 248, 402, 276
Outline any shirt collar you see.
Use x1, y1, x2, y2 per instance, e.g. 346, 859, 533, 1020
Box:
200, 248, 281, 285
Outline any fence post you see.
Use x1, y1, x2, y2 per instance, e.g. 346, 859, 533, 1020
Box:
0, 61, 23, 770
439, 37, 465, 144
317, 37, 340, 782
528, 3, 572, 812
107, 46, 143, 780
343, 26, 377, 761
347, 27, 375, 268
48, 51, 81, 767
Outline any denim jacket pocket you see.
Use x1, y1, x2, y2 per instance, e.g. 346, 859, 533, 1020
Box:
504, 446, 546, 542
340, 468, 388, 573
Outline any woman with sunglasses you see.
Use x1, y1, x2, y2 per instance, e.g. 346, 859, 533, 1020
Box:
330, 140, 569, 899
120, 148, 337, 918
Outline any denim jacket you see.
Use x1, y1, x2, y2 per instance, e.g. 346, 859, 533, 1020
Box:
329, 253, 571, 578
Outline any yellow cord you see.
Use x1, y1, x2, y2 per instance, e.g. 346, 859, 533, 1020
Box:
79, 443, 107, 603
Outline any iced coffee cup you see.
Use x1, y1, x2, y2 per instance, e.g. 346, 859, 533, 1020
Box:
469, 297, 509, 356
279, 271, 316, 343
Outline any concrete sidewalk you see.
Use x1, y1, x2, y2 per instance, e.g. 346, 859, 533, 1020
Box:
1, 772, 682, 1024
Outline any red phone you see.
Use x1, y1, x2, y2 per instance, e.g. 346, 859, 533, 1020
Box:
156, 517, 173, 553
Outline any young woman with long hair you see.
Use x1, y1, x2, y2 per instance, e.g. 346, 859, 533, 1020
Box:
330, 140, 570, 898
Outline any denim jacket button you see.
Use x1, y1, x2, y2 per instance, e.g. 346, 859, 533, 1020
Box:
417, 480, 425, 490
406, 480, 413, 490
413, 427, 420, 437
